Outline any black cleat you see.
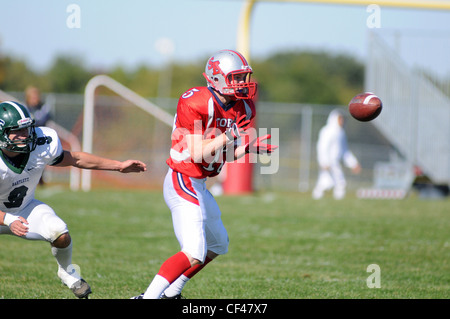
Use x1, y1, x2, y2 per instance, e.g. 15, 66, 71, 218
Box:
71, 279, 92, 299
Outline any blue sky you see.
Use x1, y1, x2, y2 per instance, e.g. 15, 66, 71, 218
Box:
1, 0, 450, 76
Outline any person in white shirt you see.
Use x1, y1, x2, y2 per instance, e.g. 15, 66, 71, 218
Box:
313, 109, 361, 200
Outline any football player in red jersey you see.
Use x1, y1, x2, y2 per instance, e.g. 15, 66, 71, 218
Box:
132, 50, 277, 299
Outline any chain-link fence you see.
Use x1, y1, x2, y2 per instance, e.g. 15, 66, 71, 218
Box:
6, 90, 398, 195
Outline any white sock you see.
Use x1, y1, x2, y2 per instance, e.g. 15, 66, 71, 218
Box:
143, 274, 170, 299
51, 242, 80, 287
52, 241, 73, 270
163, 275, 190, 297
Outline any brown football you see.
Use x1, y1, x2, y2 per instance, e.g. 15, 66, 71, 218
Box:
348, 92, 382, 122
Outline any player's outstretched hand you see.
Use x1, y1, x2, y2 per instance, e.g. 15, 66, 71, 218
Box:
225, 113, 251, 143
118, 160, 147, 173
245, 134, 278, 154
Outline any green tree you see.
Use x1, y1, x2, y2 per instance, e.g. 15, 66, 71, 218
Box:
0, 50, 365, 105
45, 55, 93, 93
253, 51, 364, 104
0, 57, 46, 92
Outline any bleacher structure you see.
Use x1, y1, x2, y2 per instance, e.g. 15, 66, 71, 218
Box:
360, 30, 450, 198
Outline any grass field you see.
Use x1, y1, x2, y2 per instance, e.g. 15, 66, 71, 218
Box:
0, 187, 449, 299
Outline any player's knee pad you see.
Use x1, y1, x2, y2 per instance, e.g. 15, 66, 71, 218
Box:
43, 214, 69, 243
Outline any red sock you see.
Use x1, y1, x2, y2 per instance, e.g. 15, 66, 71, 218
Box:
158, 252, 192, 283
182, 256, 213, 279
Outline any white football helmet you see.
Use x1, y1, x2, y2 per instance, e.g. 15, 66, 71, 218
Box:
203, 50, 257, 99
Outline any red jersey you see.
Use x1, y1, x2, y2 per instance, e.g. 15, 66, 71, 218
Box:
166, 87, 256, 178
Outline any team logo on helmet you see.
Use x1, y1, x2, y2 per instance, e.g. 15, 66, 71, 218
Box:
207, 58, 222, 76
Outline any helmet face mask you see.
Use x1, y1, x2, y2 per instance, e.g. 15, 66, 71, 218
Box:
203, 50, 257, 100
3, 125, 37, 153
225, 71, 257, 99
0, 101, 37, 154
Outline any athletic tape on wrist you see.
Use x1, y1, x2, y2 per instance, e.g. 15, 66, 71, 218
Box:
3, 213, 20, 227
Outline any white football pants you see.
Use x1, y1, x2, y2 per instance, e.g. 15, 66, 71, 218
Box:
0, 199, 68, 243
313, 165, 347, 200
163, 168, 229, 262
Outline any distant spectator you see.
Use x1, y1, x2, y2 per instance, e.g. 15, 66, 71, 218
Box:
25, 86, 52, 127
313, 109, 361, 200
25, 86, 53, 185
